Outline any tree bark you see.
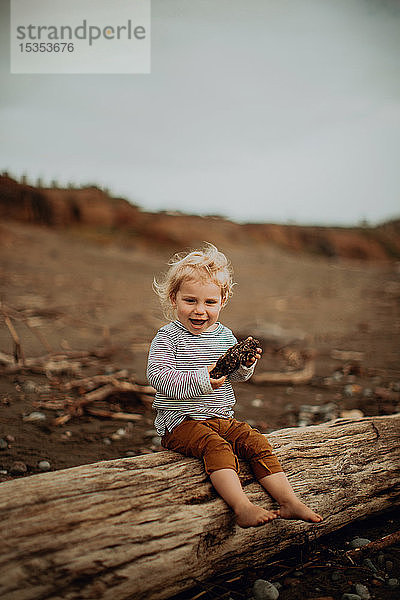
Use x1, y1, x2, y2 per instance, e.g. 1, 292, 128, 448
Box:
1, 414, 399, 600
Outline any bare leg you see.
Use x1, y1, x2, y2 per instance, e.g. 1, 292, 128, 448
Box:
259, 472, 323, 523
210, 468, 279, 528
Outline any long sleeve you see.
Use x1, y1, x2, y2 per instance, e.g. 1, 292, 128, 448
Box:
229, 361, 256, 382
147, 330, 213, 399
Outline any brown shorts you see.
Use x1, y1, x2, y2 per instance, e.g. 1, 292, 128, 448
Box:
161, 417, 283, 480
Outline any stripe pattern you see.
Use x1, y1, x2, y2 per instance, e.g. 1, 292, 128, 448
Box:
147, 320, 255, 436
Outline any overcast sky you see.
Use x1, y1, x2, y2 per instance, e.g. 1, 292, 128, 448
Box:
1, 0, 400, 225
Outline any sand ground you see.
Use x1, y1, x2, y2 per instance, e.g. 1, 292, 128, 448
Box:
0, 220, 399, 599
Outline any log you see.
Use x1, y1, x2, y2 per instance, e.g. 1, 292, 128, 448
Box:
1, 414, 399, 600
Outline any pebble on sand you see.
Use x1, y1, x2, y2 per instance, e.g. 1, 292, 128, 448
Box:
385, 560, 393, 572
38, 460, 51, 471
363, 558, 378, 573
344, 384, 363, 397
340, 409, 364, 419
22, 380, 37, 393
10, 461, 28, 475
348, 537, 371, 549
22, 411, 46, 422
253, 579, 279, 600
354, 583, 370, 599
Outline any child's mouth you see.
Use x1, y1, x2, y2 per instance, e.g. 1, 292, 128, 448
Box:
190, 318, 207, 327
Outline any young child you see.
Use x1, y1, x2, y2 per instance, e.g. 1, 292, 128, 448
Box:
147, 243, 322, 528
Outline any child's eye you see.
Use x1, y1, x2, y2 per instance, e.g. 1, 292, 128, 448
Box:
184, 298, 195, 303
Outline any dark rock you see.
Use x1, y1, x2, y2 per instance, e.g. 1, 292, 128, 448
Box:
385, 560, 393, 572
363, 558, 378, 573
377, 553, 385, 567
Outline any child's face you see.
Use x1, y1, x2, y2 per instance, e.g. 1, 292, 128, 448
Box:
172, 278, 223, 335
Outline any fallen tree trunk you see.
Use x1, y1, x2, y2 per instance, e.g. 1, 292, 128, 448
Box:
1, 414, 399, 600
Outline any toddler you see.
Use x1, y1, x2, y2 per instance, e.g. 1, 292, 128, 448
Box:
147, 243, 322, 528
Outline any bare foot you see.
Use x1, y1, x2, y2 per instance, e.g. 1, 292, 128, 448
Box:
279, 499, 323, 523
235, 501, 279, 528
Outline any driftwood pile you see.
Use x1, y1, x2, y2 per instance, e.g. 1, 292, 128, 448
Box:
54, 371, 155, 424
0, 301, 156, 424
0, 348, 155, 424
0, 414, 399, 600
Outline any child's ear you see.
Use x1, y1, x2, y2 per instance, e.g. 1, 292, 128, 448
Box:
170, 293, 177, 307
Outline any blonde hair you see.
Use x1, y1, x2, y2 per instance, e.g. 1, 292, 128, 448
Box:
153, 243, 235, 320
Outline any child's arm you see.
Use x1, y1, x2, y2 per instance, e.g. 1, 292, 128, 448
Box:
147, 330, 216, 399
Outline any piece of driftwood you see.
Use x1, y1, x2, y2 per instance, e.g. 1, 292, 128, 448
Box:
0, 415, 399, 600
252, 357, 315, 384
3, 315, 25, 363
62, 371, 130, 391
331, 349, 365, 361
85, 407, 143, 421
81, 381, 155, 403
61, 372, 155, 396
0, 351, 82, 376
0, 348, 115, 376
1, 303, 54, 354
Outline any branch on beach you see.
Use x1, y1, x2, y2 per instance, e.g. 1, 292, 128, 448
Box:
346, 530, 400, 561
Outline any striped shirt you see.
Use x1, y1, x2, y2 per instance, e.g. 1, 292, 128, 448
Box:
147, 320, 255, 436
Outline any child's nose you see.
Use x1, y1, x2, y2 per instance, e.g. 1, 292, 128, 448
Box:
194, 303, 206, 314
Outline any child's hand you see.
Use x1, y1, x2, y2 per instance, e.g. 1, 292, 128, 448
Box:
245, 346, 263, 367
208, 364, 227, 390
